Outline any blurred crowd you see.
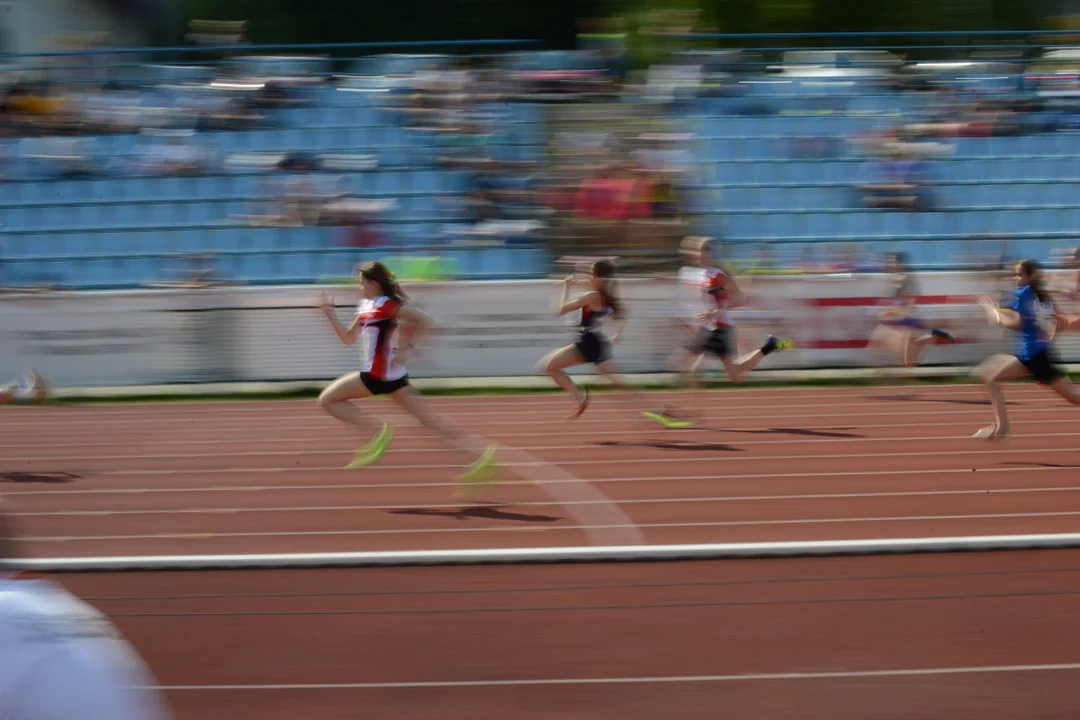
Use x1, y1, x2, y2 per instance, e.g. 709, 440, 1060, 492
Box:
6, 18, 1080, 273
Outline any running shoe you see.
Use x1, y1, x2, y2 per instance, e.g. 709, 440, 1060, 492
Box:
931, 328, 956, 344
346, 423, 394, 468
641, 410, 697, 429
763, 335, 796, 354
973, 424, 1010, 442
455, 445, 501, 499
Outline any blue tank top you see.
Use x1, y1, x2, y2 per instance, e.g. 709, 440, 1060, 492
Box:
1008, 284, 1054, 359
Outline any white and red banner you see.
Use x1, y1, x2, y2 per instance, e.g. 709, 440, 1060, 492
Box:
0, 271, 1065, 388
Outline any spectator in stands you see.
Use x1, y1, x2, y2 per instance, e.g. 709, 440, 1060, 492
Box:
858, 145, 935, 211
243, 154, 359, 228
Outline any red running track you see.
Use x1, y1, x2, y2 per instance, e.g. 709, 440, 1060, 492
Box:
56, 550, 1080, 719
2, 383, 1080, 557
11, 384, 1080, 718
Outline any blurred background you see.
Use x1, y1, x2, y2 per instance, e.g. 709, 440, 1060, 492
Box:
5, 1, 1080, 384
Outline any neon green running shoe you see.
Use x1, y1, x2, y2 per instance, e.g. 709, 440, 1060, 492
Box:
346, 423, 394, 469
455, 445, 501, 499
641, 410, 697, 429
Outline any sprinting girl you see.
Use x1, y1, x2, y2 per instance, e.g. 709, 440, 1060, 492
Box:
645, 236, 795, 428
317, 261, 499, 495
0, 370, 47, 407
538, 259, 646, 418
973, 259, 1080, 440
867, 251, 955, 369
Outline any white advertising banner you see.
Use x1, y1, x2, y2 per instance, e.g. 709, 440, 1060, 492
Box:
0, 271, 1070, 389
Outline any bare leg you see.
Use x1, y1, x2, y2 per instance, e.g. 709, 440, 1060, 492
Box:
973, 354, 1027, 438
595, 357, 650, 410
903, 332, 936, 368
388, 386, 486, 464
667, 346, 707, 420
317, 372, 379, 436
723, 346, 768, 383
538, 345, 588, 408
1047, 375, 1080, 405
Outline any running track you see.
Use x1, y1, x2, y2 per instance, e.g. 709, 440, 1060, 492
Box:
6, 384, 1080, 717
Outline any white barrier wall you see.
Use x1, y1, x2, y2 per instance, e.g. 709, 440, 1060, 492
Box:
1, 272, 1072, 388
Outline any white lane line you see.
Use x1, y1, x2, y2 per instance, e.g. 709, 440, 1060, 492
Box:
6, 463, 1076, 496
1, 400, 1074, 432
10, 443, 1079, 478
8, 430, 1080, 463
0, 383, 1026, 416
151, 662, 1080, 690
4, 414, 1079, 450
14, 486, 1080, 517
24, 509, 1080, 543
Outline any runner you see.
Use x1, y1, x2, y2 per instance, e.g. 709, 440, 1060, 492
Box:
318, 261, 499, 497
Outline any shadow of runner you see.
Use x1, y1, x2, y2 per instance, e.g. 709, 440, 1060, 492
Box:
389, 505, 563, 523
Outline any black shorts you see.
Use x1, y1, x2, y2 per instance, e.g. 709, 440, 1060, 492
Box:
687, 326, 734, 359
574, 331, 612, 365
1018, 350, 1065, 385
360, 372, 410, 396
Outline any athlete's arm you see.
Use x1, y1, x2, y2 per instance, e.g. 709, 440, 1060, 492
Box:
319, 293, 361, 346
556, 275, 599, 316
721, 273, 745, 309
608, 314, 627, 343
978, 294, 1021, 330
396, 305, 433, 359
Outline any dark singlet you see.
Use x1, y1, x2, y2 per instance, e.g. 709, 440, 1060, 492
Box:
580, 289, 613, 332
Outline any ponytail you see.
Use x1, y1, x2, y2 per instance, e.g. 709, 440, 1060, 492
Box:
591, 259, 624, 320
357, 261, 407, 304
1018, 259, 1055, 308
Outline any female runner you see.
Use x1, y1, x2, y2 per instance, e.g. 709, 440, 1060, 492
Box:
867, 251, 955, 369
645, 236, 795, 428
973, 259, 1080, 440
0, 369, 47, 406
317, 261, 499, 495
538, 259, 647, 418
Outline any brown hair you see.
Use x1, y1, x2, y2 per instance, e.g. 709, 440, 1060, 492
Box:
357, 261, 407, 304
1017, 259, 1054, 307
591, 259, 624, 320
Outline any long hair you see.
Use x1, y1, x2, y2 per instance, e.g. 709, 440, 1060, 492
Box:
591, 259, 624, 320
357, 261, 407, 304
1017, 259, 1055, 308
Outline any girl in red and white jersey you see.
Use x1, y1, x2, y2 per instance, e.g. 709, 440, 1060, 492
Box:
646, 237, 795, 428
318, 261, 498, 494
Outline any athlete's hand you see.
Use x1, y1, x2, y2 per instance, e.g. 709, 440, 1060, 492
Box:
317, 292, 334, 314
696, 310, 715, 323
562, 275, 576, 286
395, 346, 413, 366
976, 294, 999, 323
